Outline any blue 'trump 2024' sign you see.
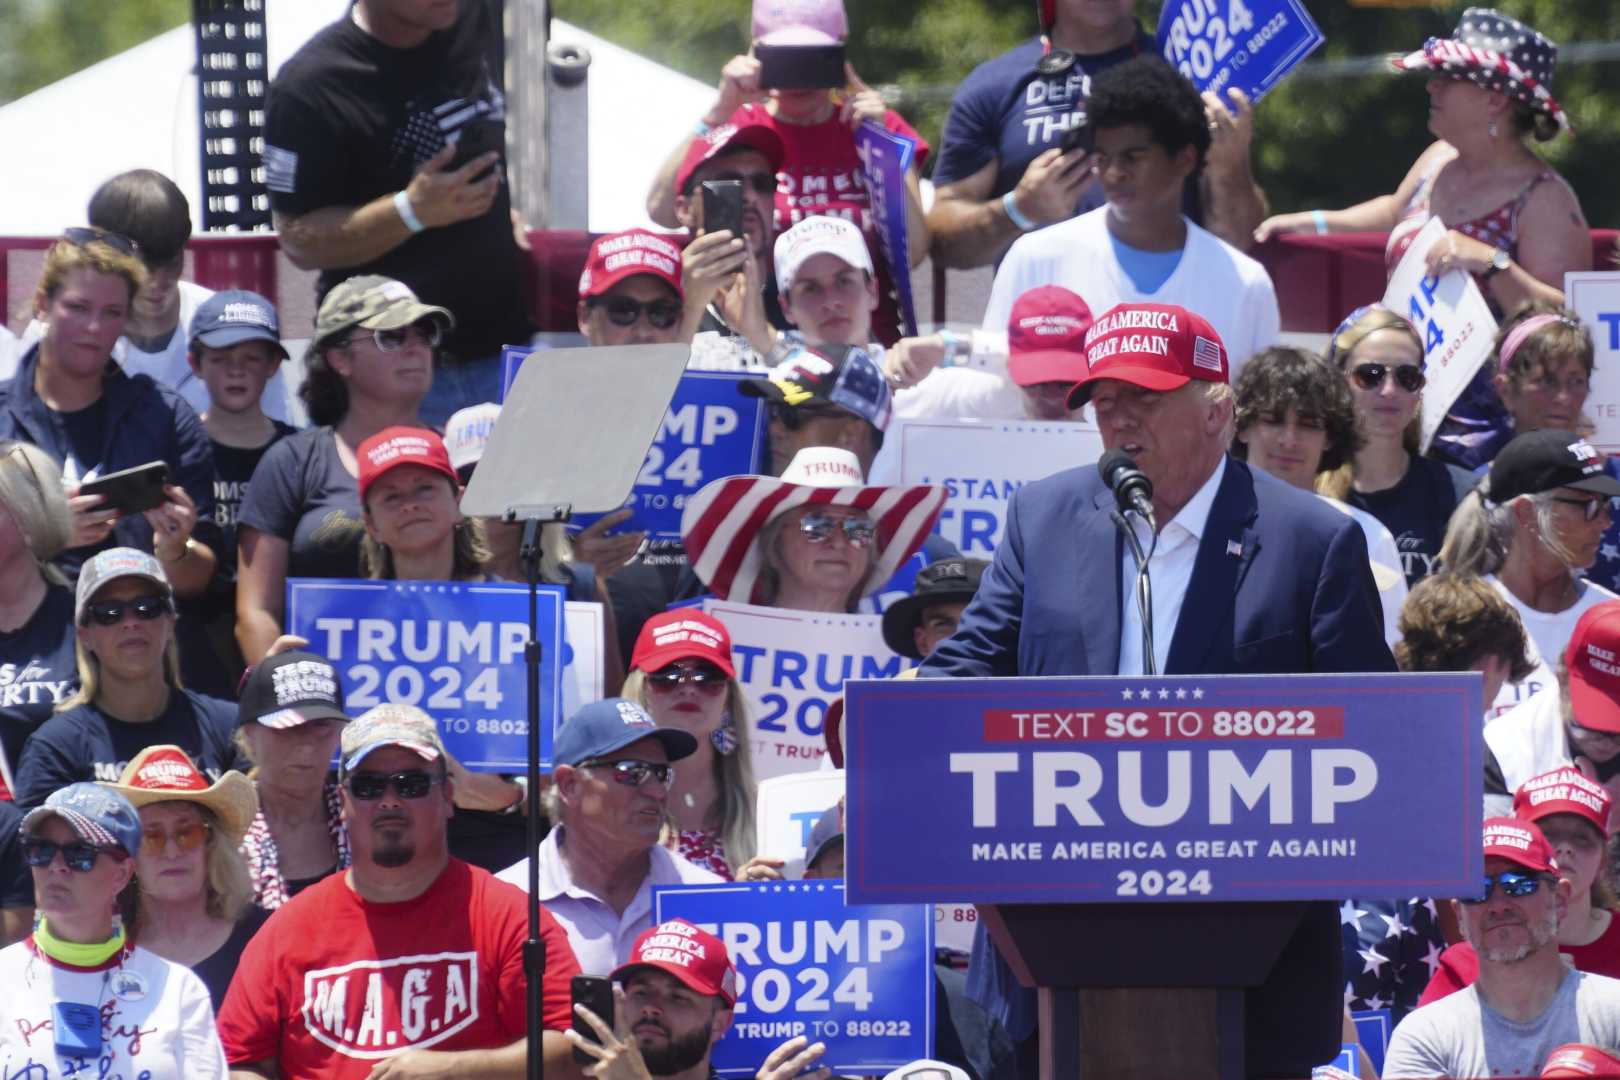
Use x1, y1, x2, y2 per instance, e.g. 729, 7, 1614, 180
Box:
1155, 0, 1324, 104
844, 673, 1482, 905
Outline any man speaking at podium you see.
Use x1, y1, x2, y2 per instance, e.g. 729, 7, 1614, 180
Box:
922, 301, 1396, 1076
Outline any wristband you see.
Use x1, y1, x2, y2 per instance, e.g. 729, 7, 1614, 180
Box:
1311, 210, 1328, 236
394, 190, 426, 234
938, 329, 966, 368
1002, 191, 1037, 233
695, 119, 714, 136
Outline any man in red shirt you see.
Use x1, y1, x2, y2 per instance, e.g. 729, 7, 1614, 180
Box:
218, 703, 580, 1079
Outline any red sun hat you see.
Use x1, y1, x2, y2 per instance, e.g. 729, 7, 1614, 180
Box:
1482, 816, 1559, 875
675, 121, 786, 197
1513, 766, 1612, 836
1007, 286, 1093, 389
1067, 302, 1229, 409
631, 610, 736, 679
1566, 601, 1620, 734
578, 229, 684, 301
357, 426, 458, 503
612, 919, 738, 1005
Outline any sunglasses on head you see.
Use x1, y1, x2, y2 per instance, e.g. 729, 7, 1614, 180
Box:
1551, 495, 1608, 522
1462, 870, 1547, 904
706, 171, 778, 196
1350, 362, 1425, 394
62, 226, 141, 259
345, 769, 440, 801
591, 296, 682, 330
22, 838, 126, 873
140, 821, 210, 856
580, 759, 676, 789
797, 511, 876, 547
83, 594, 172, 627
646, 662, 728, 692
336, 319, 443, 353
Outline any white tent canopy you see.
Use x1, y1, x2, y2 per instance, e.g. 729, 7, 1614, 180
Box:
0, 3, 714, 235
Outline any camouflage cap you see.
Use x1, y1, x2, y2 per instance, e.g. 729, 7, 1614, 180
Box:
312, 275, 455, 349
339, 703, 448, 776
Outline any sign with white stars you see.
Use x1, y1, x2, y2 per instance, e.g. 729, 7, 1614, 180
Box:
843, 673, 1483, 904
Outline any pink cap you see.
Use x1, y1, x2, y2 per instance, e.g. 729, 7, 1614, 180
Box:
1514, 767, 1612, 836
630, 610, 736, 679
1482, 817, 1559, 874
613, 920, 738, 1005
1068, 302, 1229, 408
1566, 601, 1620, 734
578, 229, 683, 300
752, 0, 848, 45
675, 121, 785, 197
357, 427, 458, 503
1007, 286, 1093, 388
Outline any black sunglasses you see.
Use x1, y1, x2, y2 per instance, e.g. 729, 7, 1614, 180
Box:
705, 170, 778, 196
646, 663, 728, 691
591, 296, 681, 330
63, 226, 141, 259
798, 511, 876, 547
83, 594, 172, 627
346, 769, 440, 800
22, 838, 126, 872
1551, 495, 1609, 522
580, 759, 676, 789
1350, 362, 1425, 394
1462, 870, 1546, 905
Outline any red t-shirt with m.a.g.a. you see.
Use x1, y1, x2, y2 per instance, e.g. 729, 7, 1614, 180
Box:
218, 858, 578, 1079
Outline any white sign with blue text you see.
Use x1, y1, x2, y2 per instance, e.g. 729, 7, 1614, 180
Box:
1568, 271, 1620, 455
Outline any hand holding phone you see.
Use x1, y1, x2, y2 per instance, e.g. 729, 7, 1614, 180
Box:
701, 180, 746, 243
755, 43, 847, 90
449, 118, 504, 182
78, 462, 170, 516
571, 976, 617, 1065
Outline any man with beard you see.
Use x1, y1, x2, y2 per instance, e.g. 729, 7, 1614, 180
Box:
219, 704, 581, 1079
1382, 819, 1620, 1079
568, 919, 830, 1080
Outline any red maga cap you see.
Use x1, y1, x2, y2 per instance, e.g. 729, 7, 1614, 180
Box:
675, 120, 786, 198
630, 609, 736, 679
1541, 1042, 1620, 1077
357, 427, 458, 503
612, 919, 737, 1005
579, 229, 684, 300
1514, 767, 1612, 836
1482, 817, 1559, 874
1006, 286, 1092, 389
1067, 302, 1228, 408
1567, 601, 1620, 734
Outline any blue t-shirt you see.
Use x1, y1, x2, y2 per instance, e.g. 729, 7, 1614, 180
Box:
1109, 233, 1184, 293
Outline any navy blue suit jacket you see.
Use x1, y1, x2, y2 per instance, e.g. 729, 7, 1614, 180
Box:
923, 455, 1396, 679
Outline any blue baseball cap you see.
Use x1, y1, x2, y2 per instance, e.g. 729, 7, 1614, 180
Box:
21, 782, 143, 857
554, 698, 698, 767
190, 289, 287, 358
805, 800, 844, 872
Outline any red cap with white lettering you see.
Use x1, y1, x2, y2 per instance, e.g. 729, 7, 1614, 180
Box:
1513, 766, 1612, 836
612, 919, 737, 1005
578, 228, 684, 300
1067, 302, 1228, 409
630, 609, 736, 679
1007, 286, 1093, 388
1566, 601, 1620, 734
1482, 817, 1559, 874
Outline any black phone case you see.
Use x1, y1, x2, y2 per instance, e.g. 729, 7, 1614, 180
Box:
756, 44, 846, 90
571, 976, 615, 1064
79, 463, 169, 515
701, 181, 746, 241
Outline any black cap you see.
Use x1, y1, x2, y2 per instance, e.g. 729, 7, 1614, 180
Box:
1486, 429, 1620, 504
240, 651, 349, 729
741, 343, 892, 432
880, 556, 990, 659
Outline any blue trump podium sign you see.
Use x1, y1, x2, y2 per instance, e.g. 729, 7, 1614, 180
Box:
844, 673, 1483, 905
285, 579, 566, 770
1156, 0, 1323, 104
653, 882, 933, 1077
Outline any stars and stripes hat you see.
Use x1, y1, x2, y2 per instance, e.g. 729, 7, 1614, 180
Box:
1513, 767, 1611, 837
741, 342, 893, 431
21, 782, 143, 857
1391, 8, 1569, 135
1068, 302, 1228, 409
680, 446, 946, 604
613, 919, 738, 1005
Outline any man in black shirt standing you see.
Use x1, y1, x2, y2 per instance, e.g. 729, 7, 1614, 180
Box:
263, 0, 532, 425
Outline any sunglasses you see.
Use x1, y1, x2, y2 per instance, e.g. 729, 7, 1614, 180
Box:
1551, 495, 1608, 522
336, 319, 443, 353
706, 171, 778, 196
22, 838, 127, 873
591, 296, 682, 330
646, 663, 729, 692
580, 759, 676, 789
63, 226, 141, 259
1350, 362, 1425, 394
1462, 870, 1547, 904
798, 511, 876, 547
140, 821, 210, 856
346, 769, 441, 801
83, 594, 172, 627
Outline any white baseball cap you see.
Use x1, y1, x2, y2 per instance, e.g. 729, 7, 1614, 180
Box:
773, 215, 873, 293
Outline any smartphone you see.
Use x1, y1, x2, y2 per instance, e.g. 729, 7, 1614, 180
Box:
571, 975, 616, 1065
701, 180, 746, 242
78, 462, 170, 516
1060, 117, 1094, 156
755, 43, 847, 90
449, 118, 504, 180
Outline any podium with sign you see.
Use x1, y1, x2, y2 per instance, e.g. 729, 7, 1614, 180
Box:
843, 672, 1482, 1079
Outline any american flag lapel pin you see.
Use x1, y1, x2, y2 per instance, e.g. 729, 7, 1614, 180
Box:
1226, 539, 1243, 558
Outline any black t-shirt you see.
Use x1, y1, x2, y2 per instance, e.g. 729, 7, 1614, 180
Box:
12, 689, 246, 808
0, 800, 30, 910
57, 397, 108, 480
1344, 455, 1475, 586
0, 586, 78, 791
263, 2, 533, 360
237, 427, 366, 581
211, 423, 299, 578
192, 904, 272, 1012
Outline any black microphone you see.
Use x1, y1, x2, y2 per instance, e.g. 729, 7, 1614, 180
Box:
1098, 449, 1155, 523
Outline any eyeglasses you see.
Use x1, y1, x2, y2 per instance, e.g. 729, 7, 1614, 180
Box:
1551, 495, 1608, 522
140, 821, 211, 856
1462, 870, 1548, 904
1350, 363, 1426, 393
797, 511, 876, 547
590, 297, 682, 330
646, 663, 729, 692
346, 769, 441, 800
705, 171, 778, 196
335, 319, 443, 352
579, 759, 676, 790
83, 594, 172, 627
62, 227, 141, 259
21, 838, 127, 872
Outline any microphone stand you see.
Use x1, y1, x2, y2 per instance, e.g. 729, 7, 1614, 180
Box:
1109, 507, 1158, 676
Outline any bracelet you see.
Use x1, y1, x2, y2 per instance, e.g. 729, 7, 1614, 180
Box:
394, 190, 426, 234
938, 329, 966, 367
1311, 209, 1329, 236
1002, 191, 1037, 233
159, 538, 197, 564
694, 118, 714, 136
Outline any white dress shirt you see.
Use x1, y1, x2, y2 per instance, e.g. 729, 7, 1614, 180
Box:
1117, 457, 1227, 676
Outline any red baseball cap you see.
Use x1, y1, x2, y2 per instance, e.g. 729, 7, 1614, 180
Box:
612, 919, 737, 1005
1067, 302, 1229, 408
1007, 286, 1093, 388
579, 229, 684, 301
1514, 766, 1612, 836
357, 427, 458, 503
675, 119, 786, 197
1567, 601, 1620, 733
630, 610, 736, 679
1483, 817, 1559, 874
1542, 1043, 1620, 1077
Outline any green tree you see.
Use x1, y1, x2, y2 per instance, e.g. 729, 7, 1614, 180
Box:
0, 0, 191, 106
